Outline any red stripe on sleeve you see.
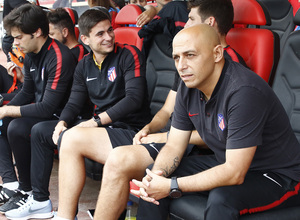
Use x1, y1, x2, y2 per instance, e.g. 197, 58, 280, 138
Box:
175, 21, 186, 28
50, 41, 62, 90
124, 45, 141, 77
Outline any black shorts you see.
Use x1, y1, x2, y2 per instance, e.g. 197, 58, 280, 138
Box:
105, 126, 165, 160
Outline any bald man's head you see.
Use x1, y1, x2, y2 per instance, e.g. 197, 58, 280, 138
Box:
172, 24, 224, 94
173, 24, 220, 52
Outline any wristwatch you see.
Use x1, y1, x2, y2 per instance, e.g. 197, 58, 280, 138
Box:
93, 115, 102, 127
169, 177, 182, 198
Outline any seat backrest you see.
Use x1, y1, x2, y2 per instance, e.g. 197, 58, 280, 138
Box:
272, 10, 300, 143
255, 0, 295, 53
226, 0, 279, 85
114, 4, 144, 51
64, 7, 80, 40
145, 33, 176, 116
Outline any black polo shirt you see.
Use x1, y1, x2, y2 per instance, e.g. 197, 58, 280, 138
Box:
172, 59, 300, 181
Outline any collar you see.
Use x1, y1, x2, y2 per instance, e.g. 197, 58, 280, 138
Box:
27, 37, 52, 63
93, 53, 103, 70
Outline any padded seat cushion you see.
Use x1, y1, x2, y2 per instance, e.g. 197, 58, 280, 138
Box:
170, 194, 300, 220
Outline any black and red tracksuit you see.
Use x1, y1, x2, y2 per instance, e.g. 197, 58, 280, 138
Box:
0, 37, 77, 191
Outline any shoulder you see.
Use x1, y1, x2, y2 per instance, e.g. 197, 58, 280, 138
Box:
223, 60, 273, 99
47, 39, 74, 59
115, 43, 144, 60
159, 1, 188, 18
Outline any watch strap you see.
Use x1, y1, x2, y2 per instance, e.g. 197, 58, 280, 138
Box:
171, 176, 179, 190
93, 115, 102, 127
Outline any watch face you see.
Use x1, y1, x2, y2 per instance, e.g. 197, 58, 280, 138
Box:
170, 189, 182, 198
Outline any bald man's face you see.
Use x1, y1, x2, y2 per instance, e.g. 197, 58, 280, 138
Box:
172, 27, 220, 90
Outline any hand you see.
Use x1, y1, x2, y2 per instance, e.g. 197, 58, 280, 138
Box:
6, 62, 24, 83
140, 133, 167, 144
136, 11, 151, 27
133, 127, 150, 145
52, 121, 67, 145
136, 6, 156, 27
6, 62, 15, 77
75, 118, 98, 128
131, 169, 168, 205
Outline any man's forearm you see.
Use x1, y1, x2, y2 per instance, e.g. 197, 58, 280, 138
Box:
152, 143, 183, 177
0, 105, 21, 118
146, 110, 172, 134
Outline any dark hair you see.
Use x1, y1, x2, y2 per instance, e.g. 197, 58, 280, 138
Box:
48, 8, 75, 37
78, 7, 111, 36
188, 0, 234, 36
3, 4, 49, 37
87, 0, 116, 10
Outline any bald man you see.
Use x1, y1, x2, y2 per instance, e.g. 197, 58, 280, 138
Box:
133, 24, 300, 219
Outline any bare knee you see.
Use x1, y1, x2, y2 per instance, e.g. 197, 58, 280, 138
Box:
59, 127, 83, 155
103, 145, 152, 181
104, 147, 135, 175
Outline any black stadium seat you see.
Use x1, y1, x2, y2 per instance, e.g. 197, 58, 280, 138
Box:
256, 0, 295, 53
169, 9, 300, 220
145, 33, 176, 116
272, 8, 300, 144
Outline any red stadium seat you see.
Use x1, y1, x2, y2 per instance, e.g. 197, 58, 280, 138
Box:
114, 4, 144, 51
226, 0, 279, 84
64, 7, 80, 40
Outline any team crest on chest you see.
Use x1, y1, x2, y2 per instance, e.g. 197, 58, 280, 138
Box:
108, 67, 117, 82
218, 114, 225, 131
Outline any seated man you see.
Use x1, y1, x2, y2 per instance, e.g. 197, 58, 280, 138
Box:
6, 7, 152, 220
0, 3, 77, 217
47, 8, 89, 62
133, 24, 300, 219
92, 0, 248, 219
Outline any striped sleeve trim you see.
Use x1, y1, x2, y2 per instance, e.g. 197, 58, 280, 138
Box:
116, 43, 141, 77
48, 39, 62, 90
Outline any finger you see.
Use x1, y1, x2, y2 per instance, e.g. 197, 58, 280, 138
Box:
141, 176, 150, 187
130, 189, 142, 197
140, 137, 146, 144
139, 195, 160, 205
139, 186, 148, 197
153, 170, 164, 176
145, 168, 155, 178
52, 135, 58, 145
132, 179, 146, 188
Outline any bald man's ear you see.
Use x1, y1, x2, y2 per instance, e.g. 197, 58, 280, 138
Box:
214, 45, 223, 63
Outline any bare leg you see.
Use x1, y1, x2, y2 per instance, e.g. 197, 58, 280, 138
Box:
57, 127, 113, 219
94, 145, 154, 220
